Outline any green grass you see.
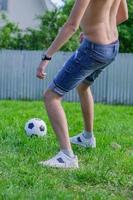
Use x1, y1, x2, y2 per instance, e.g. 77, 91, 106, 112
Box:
0, 100, 133, 200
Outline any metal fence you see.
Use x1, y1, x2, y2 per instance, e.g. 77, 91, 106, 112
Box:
0, 50, 133, 104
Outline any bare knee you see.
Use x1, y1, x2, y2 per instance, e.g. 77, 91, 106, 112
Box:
43, 89, 62, 104
77, 83, 90, 94
43, 90, 51, 103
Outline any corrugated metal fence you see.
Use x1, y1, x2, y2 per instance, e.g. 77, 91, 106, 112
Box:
0, 50, 133, 104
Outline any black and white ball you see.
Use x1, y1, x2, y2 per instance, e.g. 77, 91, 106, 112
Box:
25, 118, 47, 137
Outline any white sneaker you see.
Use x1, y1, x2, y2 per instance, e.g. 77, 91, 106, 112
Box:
39, 151, 79, 169
70, 133, 96, 148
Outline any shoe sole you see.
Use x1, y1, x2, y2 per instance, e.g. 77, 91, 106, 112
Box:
39, 162, 79, 169
70, 139, 96, 148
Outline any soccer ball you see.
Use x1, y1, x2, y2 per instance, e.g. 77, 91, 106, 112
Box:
25, 118, 47, 137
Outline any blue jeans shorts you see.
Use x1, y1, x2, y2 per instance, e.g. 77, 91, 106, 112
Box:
48, 38, 119, 96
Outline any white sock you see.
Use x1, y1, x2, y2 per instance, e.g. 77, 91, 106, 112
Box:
83, 130, 93, 139
62, 149, 75, 158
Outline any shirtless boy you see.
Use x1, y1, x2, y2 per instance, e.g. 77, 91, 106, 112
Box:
36, 0, 128, 169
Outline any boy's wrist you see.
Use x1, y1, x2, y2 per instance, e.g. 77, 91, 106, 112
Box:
41, 53, 52, 61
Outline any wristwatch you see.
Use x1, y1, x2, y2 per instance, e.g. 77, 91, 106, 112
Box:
41, 54, 52, 61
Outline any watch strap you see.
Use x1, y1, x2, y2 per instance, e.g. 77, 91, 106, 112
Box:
42, 54, 52, 61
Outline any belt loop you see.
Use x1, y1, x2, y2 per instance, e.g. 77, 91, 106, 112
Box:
91, 42, 94, 50
113, 45, 116, 53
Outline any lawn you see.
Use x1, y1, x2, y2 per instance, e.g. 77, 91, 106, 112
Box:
0, 100, 133, 200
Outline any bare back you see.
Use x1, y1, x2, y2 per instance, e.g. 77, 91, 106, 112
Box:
80, 0, 122, 44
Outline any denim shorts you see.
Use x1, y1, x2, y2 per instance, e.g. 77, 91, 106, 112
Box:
48, 38, 119, 96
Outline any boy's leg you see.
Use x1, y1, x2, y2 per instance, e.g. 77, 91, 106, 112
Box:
40, 89, 79, 169
77, 83, 94, 133
70, 82, 96, 148
44, 89, 72, 152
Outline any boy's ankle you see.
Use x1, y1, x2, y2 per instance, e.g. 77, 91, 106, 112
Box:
83, 130, 94, 139
61, 149, 75, 158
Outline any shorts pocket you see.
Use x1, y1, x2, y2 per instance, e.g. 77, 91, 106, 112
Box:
91, 47, 116, 64
74, 49, 91, 67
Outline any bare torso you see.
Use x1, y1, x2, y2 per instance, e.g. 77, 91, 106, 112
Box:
80, 0, 121, 44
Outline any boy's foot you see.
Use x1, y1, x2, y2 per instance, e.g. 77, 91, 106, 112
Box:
39, 151, 79, 169
70, 133, 96, 148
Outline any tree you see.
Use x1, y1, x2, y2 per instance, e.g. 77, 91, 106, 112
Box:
0, 0, 133, 52
118, 0, 133, 52
0, 13, 23, 49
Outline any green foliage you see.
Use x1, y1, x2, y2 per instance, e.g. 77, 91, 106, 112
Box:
0, 13, 23, 49
118, 0, 133, 52
0, 0, 133, 52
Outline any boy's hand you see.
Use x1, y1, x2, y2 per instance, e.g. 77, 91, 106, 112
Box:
36, 60, 49, 79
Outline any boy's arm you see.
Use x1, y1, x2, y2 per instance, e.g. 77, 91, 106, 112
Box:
46, 0, 90, 57
117, 0, 128, 25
